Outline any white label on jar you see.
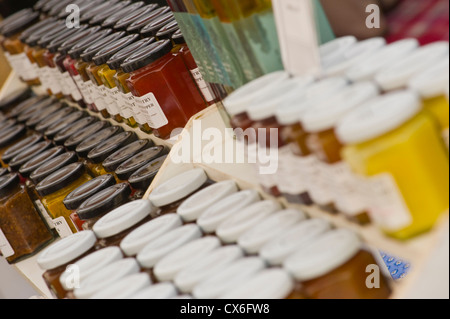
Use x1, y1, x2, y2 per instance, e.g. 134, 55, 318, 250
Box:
48, 67, 62, 94
0, 228, 14, 258
34, 200, 55, 230
135, 92, 168, 129
105, 87, 122, 116
63, 72, 82, 101
443, 128, 449, 150
53, 217, 73, 238
115, 89, 132, 118
364, 173, 413, 232
191, 68, 214, 102
73, 75, 92, 104
84, 80, 97, 105
122, 92, 142, 123
4, 52, 32, 80
91, 84, 106, 111
36, 66, 49, 91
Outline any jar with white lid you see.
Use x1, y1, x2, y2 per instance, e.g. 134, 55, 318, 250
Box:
197, 190, 261, 234
148, 168, 211, 217
153, 236, 221, 282
275, 77, 348, 206
336, 91, 449, 240
375, 41, 449, 92
319, 36, 357, 70
345, 38, 419, 83
137, 224, 203, 281
90, 273, 152, 299
193, 257, 266, 299
59, 246, 123, 298
220, 269, 294, 299
283, 229, 392, 299
37, 230, 97, 299
302, 82, 380, 223
120, 213, 183, 257
238, 209, 307, 255
130, 283, 178, 299
177, 180, 238, 223
73, 258, 141, 299
260, 219, 331, 266
174, 245, 244, 294
92, 200, 153, 249
216, 200, 281, 244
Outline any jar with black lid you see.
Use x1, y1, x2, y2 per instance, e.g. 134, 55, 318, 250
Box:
75, 126, 123, 159
0, 125, 27, 159
8, 140, 53, 173
0, 168, 7, 177
44, 110, 87, 140
141, 13, 176, 39
16, 97, 57, 124
79, 0, 120, 25
34, 107, 76, 134
4, 95, 47, 119
0, 119, 17, 133
128, 155, 167, 200
53, 116, 98, 146
1, 133, 43, 166
25, 102, 63, 129
155, 21, 179, 41
126, 6, 172, 35
113, 4, 159, 32
64, 121, 111, 151
19, 146, 66, 180
101, 2, 146, 29
89, 1, 132, 26
30, 152, 79, 186
0, 88, 33, 114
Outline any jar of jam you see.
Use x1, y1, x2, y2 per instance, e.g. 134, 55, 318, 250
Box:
120, 213, 182, 258
0, 173, 54, 264
4, 95, 46, 119
90, 34, 141, 121
140, 12, 176, 39
174, 245, 244, 294
196, 190, 260, 234
153, 236, 221, 283
30, 152, 79, 186
137, 224, 203, 282
126, 6, 172, 35
127, 155, 167, 200
37, 230, 97, 299
63, 174, 117, 232
44, 110, 87, 140
284, 229, 392, 299
130, 282, 178, 299
76, 183, 132, 231
35, 163, 93, 237
25, 102, 63, 129
79, 0, 120, 25
216, 200, 281, 245
122, 40, 207, 139
89, 1, 133, 26
92, 199, 153, 249
64, 121, 111, 151
19, 146, 65, 180
177, 180, 238, 223
114, 4, 160, 33
155, 20, 179, 41
193, 257, 266, 299
34, 106, 76, 134
148, 168, 210, 216
91, 273, 152, 299
0, 88, 34, 115
53, 116, 99, 146
75, 126, 123, 159
1, 133, 43, 167
115, 145, 168, 182
86, 131, 138, 177
8, 140, 53, 172
0, 125, 27, 159
16, 97, 57, 124
336, 91, 449, 240
101, 2, 146, 29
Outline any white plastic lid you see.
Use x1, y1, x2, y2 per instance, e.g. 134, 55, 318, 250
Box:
375, 41, 449, 91
216, 200, 281, 244
90, 273, 151, 299
260, 219, 332, 266
336, 90, 422, 145
137, 224, 202, 269
37, 231, 97, 270
193, 257, 266, 299
130, 283, 178, 299
92, 200, 152, 239
59, 246, 123, 291
346, 38, 419, 82
149, 168, 208, 207
238, 209, 307, 254
284, 229, 362, 281
220, 269, 294, 299
409, 57, 450, 99
324, 37, 386, 77
120, 214, 182, 257
177, 180, 238, 222
174, 246, 244, 293
197, 190, 261, 234
302, 82, 380, 133
320, 36, 357, 69
73, 258, 140, 299
223, 71, 290, 116
153, 236, 221, 282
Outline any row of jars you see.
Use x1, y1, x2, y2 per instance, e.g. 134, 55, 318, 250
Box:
0, 0, 226, 140
36, 168, 393, 300
0, 93, 168, 264
222, 37, 449, 241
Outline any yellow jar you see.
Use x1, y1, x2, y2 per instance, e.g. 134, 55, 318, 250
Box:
337, 91, 449, 240
35, 163, 93, 237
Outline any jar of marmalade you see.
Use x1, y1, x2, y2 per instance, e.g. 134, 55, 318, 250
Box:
155, 20, 179, 40
19, 146, 65, 180
75, 126, 124, 159
128, 155, 167, 199
25, 102, 63, 129
0, 88, 34, 115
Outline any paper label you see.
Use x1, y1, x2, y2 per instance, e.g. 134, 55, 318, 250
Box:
135, 92, 168, 129
123, 92, 142, 124
48, 67, 62, 94
63, 72, 82, 101
34, 200, 55, 230
105, 87, 122, 116
0, 228, 14, 258
191, 68, 215, 102
73, 75, 93, 104
53, 217, 73, 238
4, 52, 37, 81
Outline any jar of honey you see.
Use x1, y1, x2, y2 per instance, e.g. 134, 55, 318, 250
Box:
4, 95, 46, 119
127, 155, 167, 199
75, 126, 123, 159
19, 146, 65, 180
25, 102, 63, 129
16, 97, 57, 124
0, 125, 27, 159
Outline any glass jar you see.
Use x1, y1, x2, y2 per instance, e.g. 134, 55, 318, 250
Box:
127, 7, 172, 35
196, 190, 260, 234
101, 2, 146, 29
35, 163, 93, 237
284, 229, 392, 299
137, 224, 203, 282
122, 40, 207, 139
63, 174, 117, 231
148, 168, 211, 217
89, 1, 133, 26
0, 119, 17, 133
1, 133, 43, 167
120, 213, 183, 258
8, 140, 53, 172
37, 230, 97, 299
16, 97, 57, 124
0, 88, 34, 115
53, 116, 99, 146
0, 173, 54, 264
19, 146, 65, 180
25, 102, 63, 129
0, 125, 27, 159
156, 21, 179, 41
34, 106, 76, 134
76, 183, 132, 231
4, 95, 46, 120
75, 126, 124, 159
113, 4, 160, 32
336, 91, 449, 240
44, 110, 87, 140
130, 282, 178, 299
86, 131, 138, 177
91, 273, 152, 299
78, 0, 120, 25
141, 12, 176, 39
92, 199, 153, 249
128, 155, 167, 199
30, 152, 79, 186
64, 121, 111, 151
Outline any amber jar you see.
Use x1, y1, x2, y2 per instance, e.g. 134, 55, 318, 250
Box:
0, 125, 27, 159
44, 110, 87, 140
0, 173, 54, 264
128, 155, 167, 199
64, 121, 111, 151
53, 116, 98, 146
1, 133, 43, 167
75, 126, 123, 159
8, 140, 53, 172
